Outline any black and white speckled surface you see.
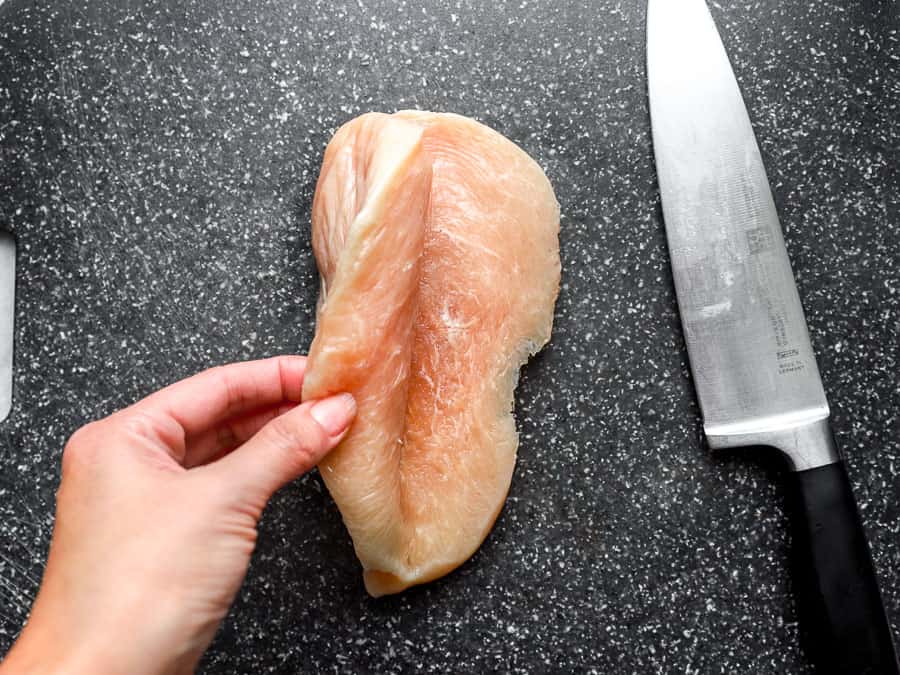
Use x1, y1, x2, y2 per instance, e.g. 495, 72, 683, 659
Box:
1, 0, 898, 672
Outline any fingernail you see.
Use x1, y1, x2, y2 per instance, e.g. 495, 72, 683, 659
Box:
310, 393, 357, 437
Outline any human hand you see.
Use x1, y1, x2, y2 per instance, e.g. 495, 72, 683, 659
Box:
0, 356, 356, 675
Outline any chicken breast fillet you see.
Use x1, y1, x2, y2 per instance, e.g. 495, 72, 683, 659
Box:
302, 111, 560, 596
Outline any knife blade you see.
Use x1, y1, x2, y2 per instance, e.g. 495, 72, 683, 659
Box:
0, 231, 14, 423
647, 0, 898, 672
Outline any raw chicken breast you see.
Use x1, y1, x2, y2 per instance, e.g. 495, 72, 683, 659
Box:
303, 111, 560, 597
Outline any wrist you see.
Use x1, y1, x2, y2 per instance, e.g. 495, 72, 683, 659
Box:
2, 612, 196, 675
1, 625, 104, 674
2, 622, 127, 675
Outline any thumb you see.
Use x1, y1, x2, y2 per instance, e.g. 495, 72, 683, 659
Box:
206, 392, 356, 505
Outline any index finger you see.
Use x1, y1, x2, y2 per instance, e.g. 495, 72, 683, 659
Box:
132, 356, 307, 439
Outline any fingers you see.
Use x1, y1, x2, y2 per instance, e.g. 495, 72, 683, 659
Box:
182, 403, 298, 469
130, 356, 307, 446
202, 393, 356, 506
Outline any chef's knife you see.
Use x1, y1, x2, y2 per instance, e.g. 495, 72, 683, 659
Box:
646, 0, 898, 672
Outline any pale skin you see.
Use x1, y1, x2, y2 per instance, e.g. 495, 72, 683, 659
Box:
0, 355, 356, 675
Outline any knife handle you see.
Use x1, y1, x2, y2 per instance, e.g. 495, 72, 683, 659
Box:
789, 460, 899, 674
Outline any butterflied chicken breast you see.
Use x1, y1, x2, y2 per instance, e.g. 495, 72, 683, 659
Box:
303, 111, 560, 596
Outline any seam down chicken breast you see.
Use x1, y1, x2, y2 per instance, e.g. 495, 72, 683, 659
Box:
302, 111, 560, 597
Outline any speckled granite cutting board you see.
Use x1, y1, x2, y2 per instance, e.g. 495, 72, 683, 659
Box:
0, 1, 898, 672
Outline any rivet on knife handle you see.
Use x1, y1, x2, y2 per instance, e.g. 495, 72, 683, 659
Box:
646, 0, 898, 671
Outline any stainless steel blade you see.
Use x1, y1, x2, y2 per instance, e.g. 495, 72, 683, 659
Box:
647, 0, 838, 470
0, 231, 14, 422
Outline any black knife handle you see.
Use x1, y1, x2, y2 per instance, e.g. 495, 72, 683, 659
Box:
789, 461, 899, 674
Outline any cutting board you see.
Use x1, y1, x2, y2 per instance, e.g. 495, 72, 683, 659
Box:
1, 0, 897, 671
